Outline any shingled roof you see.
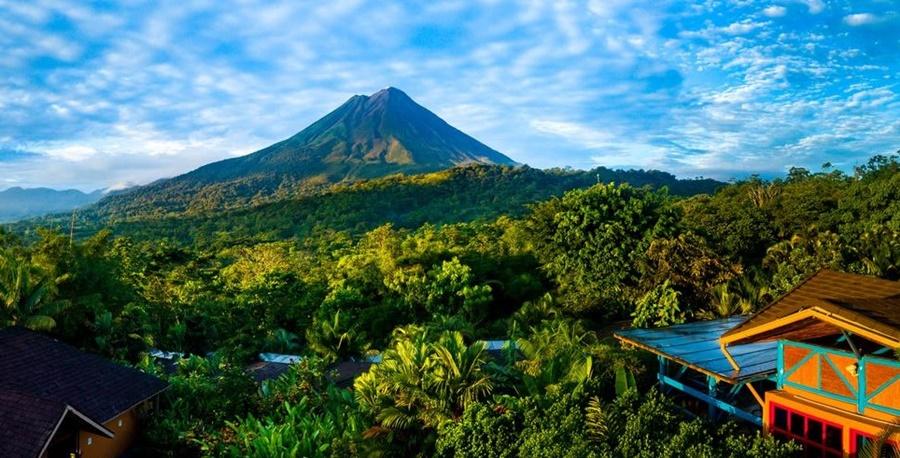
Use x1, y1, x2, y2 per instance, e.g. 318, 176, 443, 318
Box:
0, 389, 113, 458
720, 270, 900, 347
0, 327, 168, 424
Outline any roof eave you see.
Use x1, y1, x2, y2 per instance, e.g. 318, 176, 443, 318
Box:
720, 306, 900, 349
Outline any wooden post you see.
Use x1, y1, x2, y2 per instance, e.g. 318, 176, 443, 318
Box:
707, 375, 718, 421
658, 355, 668, 392
857, 357, 866, 414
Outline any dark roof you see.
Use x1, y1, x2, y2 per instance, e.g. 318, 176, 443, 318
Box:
720, 270, 900, 345
0, 389, 114, 458
328, 361, 373, 388
0, 390, 67, 458
614, 316, 777, 383
247, 361, 293, 382
0, 327, 168, 423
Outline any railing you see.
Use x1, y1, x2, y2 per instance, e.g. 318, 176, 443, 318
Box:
777, 340, 900, 417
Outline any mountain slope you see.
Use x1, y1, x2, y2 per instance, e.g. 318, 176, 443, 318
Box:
64, 165, 722, 245
0, 187, 103, 223
93, 87, 515, 218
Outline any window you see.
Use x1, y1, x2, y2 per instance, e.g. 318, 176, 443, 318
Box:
825, 425, 841, 450
769, 403, 843, 457
774, 406, 788, 429
807, 419, 822, 441
790, 412, 805, 436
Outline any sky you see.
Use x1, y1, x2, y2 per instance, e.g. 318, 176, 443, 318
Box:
1, 0, 898, 191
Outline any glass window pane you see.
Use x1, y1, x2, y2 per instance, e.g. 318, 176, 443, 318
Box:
807, 419, 822, 442
774, 407, 788, 430
791, 412, 806, 436
825, 425, 841, 450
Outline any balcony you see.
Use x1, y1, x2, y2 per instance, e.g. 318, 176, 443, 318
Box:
776, 340, 900, 419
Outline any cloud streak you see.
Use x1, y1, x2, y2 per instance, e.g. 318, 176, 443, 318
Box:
0, 0, 898, 189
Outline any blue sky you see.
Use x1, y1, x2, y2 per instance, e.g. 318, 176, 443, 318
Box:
1, 0, 898, 190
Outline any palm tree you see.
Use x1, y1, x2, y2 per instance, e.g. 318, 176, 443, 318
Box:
0, 252, 68, 331
428, 332, 493, 419
698, 283, 754, 319
306, 311, 366, 362
354, 330, 492, 434
515, 319, 596, 395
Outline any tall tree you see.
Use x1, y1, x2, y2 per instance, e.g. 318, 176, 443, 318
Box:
527, 183, 678, 315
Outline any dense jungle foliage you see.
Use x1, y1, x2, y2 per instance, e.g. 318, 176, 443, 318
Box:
1, 154, 897, 457
19, 164, 722, 245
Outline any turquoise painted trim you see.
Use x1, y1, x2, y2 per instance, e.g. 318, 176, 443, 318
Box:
857, 356, 866, 414
777, 341, 784, 389
862, 355, 900, 369
817, 354, 822, 390
725, 383, 742, 400
783, 380, 856, 404
777, 340, 900, 416
822, 353, 856, 396
782, 340, 856, 359
865, 373, 900, 401
782, 350, 817, 380
872, 347, 891, 356
708, 375, 718, 421
659, 374, 762, 426
866, 403, 900, 417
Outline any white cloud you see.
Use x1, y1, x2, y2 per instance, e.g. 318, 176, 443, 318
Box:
843, 13, 880, 26
763, 6, 787, 17
0, 0, 898, 187
799, 0, 824, 14
530, 120, 617, 148
41, 145, 98, 162
681, 20, 769, 40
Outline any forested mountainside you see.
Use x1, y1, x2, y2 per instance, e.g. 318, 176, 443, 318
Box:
0, 187, 102, 222
89, 87, 516, 218
22, 164, 723, 245
0, 153, 896, 456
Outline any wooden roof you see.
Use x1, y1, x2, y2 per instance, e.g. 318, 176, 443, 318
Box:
720, 270, 900, 347
614, 316, 777, 383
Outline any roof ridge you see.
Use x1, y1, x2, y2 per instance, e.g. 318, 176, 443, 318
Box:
721, 269, 827, 338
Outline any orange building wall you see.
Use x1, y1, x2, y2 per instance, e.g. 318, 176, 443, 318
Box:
79, 408, 140, 458
765, 391, 900, 457
780, 345, 899, 423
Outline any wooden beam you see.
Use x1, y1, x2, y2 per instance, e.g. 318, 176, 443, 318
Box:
720, 342, 741, 372
721, 307, 899, 349
745, 382, 765, 408
658, 374, 762, 426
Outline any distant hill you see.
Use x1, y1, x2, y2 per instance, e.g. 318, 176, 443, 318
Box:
53, 165, 722, 245
0, 187, 103, 223
92, 87, 516, 218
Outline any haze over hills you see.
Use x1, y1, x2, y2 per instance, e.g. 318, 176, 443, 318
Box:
92, 87, 517, 218
0, 187, 103, 223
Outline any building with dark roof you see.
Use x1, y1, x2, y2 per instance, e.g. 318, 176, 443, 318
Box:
615, 270, 900, 457
0, 327, 168, 458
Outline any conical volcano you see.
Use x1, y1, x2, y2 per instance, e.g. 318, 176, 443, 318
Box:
94, 87, 516, 215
